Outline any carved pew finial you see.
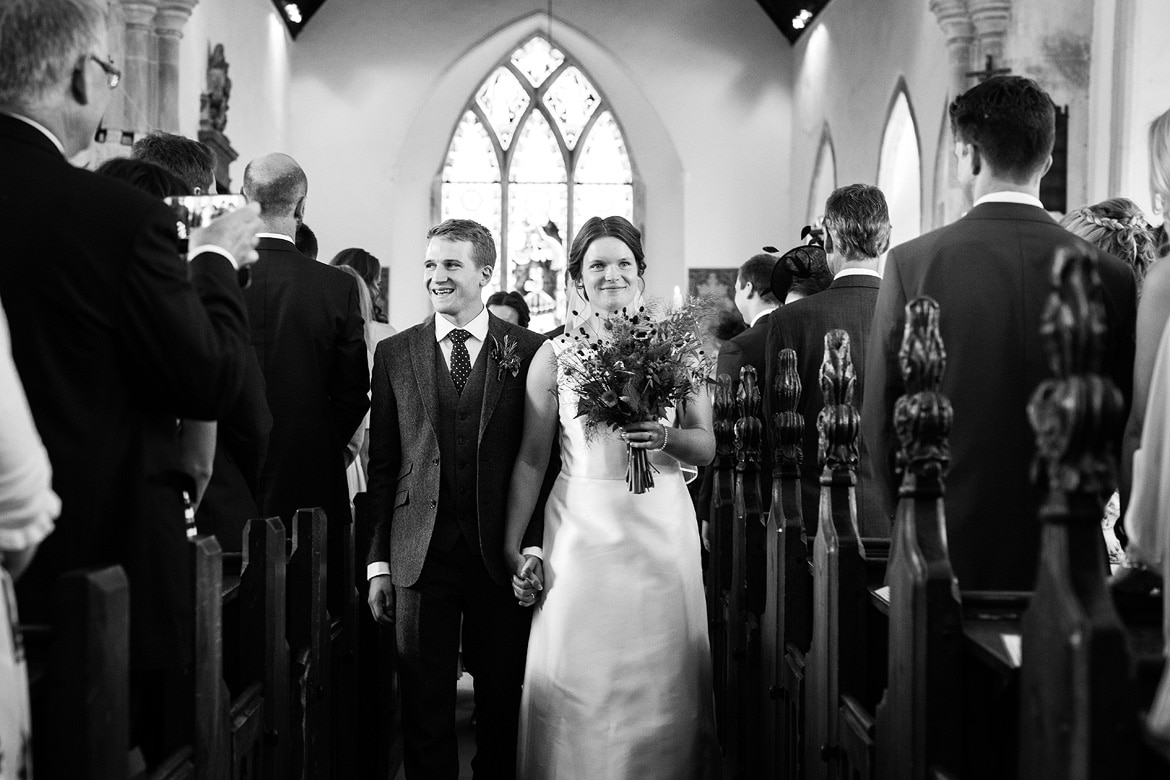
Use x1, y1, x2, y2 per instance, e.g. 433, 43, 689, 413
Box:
1028, 247, 1125, 507
817, 329, 860, 474
714, 373, 737, 464
735, 366, 763, 471
894, 297, 952, 490
773, 348, 804, 474
1020, 247, 1135, 779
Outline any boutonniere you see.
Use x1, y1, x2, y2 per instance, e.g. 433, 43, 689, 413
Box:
491, 334, 521, 380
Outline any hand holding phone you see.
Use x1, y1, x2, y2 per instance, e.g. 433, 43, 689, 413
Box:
165, 195, 262, 287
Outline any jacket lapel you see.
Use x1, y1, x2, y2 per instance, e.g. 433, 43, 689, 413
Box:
409, 317, 441, 440
479, 316, 506, 443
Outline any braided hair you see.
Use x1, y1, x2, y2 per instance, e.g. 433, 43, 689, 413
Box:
1060, 198, 1159, 292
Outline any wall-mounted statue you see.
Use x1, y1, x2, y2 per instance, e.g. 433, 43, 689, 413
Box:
200, 43, 232, 133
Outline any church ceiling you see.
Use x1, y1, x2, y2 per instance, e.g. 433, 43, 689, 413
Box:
271, 0, 327, 38
755, 0, 831, 43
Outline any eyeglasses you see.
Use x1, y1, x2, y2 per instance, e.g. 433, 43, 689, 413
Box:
90, 55, 121, 89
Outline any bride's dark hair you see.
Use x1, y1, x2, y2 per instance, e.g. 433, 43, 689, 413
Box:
568, 216, 646, 287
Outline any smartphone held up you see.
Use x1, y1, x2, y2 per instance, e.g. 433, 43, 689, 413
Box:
165, 194, 252, 288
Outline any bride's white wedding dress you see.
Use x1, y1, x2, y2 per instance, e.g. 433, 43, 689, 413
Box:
516, 338, 719, 779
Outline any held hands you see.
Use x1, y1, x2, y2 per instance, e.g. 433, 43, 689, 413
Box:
189, 202, 263, 268
621, 421, 667, 451
512, 555, 544, 608
367, 574, 396, 626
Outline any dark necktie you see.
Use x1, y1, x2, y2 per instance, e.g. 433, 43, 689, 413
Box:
449, 329, 472, 394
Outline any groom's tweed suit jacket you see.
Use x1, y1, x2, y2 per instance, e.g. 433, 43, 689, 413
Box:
366, 313, 545, 587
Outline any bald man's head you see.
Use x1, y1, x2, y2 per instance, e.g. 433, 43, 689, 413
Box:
242, 153, 307, 222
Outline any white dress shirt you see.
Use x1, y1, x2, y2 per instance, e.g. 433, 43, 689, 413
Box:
833, 267, 882, 280
973, 191, 1045, 209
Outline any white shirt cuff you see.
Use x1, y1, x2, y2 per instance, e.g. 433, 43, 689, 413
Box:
521, 546, 544, 561
189, 244, 238, 270
367, 561, 390, 580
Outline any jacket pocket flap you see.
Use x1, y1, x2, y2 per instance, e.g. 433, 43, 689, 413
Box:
394, 488, 409, 508
396, 462, 413, 480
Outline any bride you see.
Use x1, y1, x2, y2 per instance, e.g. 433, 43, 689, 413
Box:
503, 216, 719, 778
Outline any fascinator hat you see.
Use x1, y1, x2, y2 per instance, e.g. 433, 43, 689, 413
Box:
768, 244, 827, 303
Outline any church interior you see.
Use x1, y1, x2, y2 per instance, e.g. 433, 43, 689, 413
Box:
11, 0, 1170, 778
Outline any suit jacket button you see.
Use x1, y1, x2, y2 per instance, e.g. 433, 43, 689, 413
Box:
432, 457, 439, 465
429, 499, 437, 508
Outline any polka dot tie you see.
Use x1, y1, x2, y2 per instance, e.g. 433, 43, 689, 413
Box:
449, 329, 472, 394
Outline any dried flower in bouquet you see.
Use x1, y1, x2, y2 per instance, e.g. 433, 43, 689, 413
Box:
558, 298, 715, 493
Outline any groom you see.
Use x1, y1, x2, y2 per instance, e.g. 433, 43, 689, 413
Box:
366, 219, 546, 778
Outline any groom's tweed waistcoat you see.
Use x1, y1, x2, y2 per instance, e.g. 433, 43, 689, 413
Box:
433, 343, 488, 553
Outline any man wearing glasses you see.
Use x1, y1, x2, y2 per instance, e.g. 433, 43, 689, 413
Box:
0, 0, 264, 767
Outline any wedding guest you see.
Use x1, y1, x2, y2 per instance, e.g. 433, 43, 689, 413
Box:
242, 153, 369, 535
505, 216, 719, 778
1061, 198, 1159, 294
0, 0, 262, 763
863, 75, 1136, 590
0, 301, 60, 780
766, 184, 891, 536
332, 246, 388, 324
131, 130, 216, 194
779, 243, 835, 303
486, 290, 531, 328
366, 219, 545, 778
296, 221, 318, 260
96, 157, 273, 553
1122, 109, 1170, 509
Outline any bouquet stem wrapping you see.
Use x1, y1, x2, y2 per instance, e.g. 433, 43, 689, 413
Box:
626, 444, 658, 494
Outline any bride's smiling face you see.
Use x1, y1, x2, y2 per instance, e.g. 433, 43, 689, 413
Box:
582, 237, 640, 313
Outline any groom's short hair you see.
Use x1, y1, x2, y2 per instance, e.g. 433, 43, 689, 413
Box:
427, 219, 496, 269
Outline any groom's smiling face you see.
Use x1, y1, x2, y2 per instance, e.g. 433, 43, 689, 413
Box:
424, 237, 492, 325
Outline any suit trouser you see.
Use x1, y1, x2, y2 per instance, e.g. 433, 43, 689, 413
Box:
396, 536, 531, 780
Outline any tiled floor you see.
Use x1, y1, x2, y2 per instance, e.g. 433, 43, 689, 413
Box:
393, 673, 476, 779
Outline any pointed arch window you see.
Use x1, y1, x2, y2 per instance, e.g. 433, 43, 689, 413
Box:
877, 86, 923, 251
439, 35, 637, 331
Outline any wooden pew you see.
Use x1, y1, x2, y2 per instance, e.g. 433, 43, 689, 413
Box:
871, 296, 964, 779
326, 505, 359, 780
763, 347, 810, 778
732, 365, 765, 776
287, 507, 332, 778
1018, 247, 1140, 778
804, 329, 870, 779
28, 566, 131, 778
710, 373, 737, 750
221, 518, 290, 779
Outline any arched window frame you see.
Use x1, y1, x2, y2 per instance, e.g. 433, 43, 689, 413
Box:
807, 123, 838, 226
433, 34, 642, 308
876, 77, 924, 248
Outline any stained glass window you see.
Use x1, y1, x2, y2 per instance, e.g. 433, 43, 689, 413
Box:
439, 35, 637, 332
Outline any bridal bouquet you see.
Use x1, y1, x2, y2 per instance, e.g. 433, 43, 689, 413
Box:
558, 299, 714, 493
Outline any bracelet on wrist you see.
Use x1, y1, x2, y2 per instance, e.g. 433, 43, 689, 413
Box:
650, 424, 668, 452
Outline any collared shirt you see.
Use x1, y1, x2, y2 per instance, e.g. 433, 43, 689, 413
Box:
973, 191, 1045, 209
257, 231, 295, 244
834, 267, 882, 280
435, 305, 490, 370
749, 308, 776, 328
0, 111, 65, 156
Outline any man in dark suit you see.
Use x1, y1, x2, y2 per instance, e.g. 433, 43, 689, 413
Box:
0, 0, 261, 755
241, 153, 369, 535
366, 219, 545, 779
765, 184, 891, 537
862, 76, 1137, 590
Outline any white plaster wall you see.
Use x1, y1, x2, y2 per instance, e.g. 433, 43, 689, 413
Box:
788, 0, 950, 244
178, 0, 292, 188
1087, 0, 1170, 218
288, 0, 793, 330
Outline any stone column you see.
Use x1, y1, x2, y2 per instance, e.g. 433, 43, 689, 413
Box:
153, 0, 199, 133
929, 0, 977, 227
119, 0, 160, 136
968, 0, 1012, 68
929, 0, 977, 97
